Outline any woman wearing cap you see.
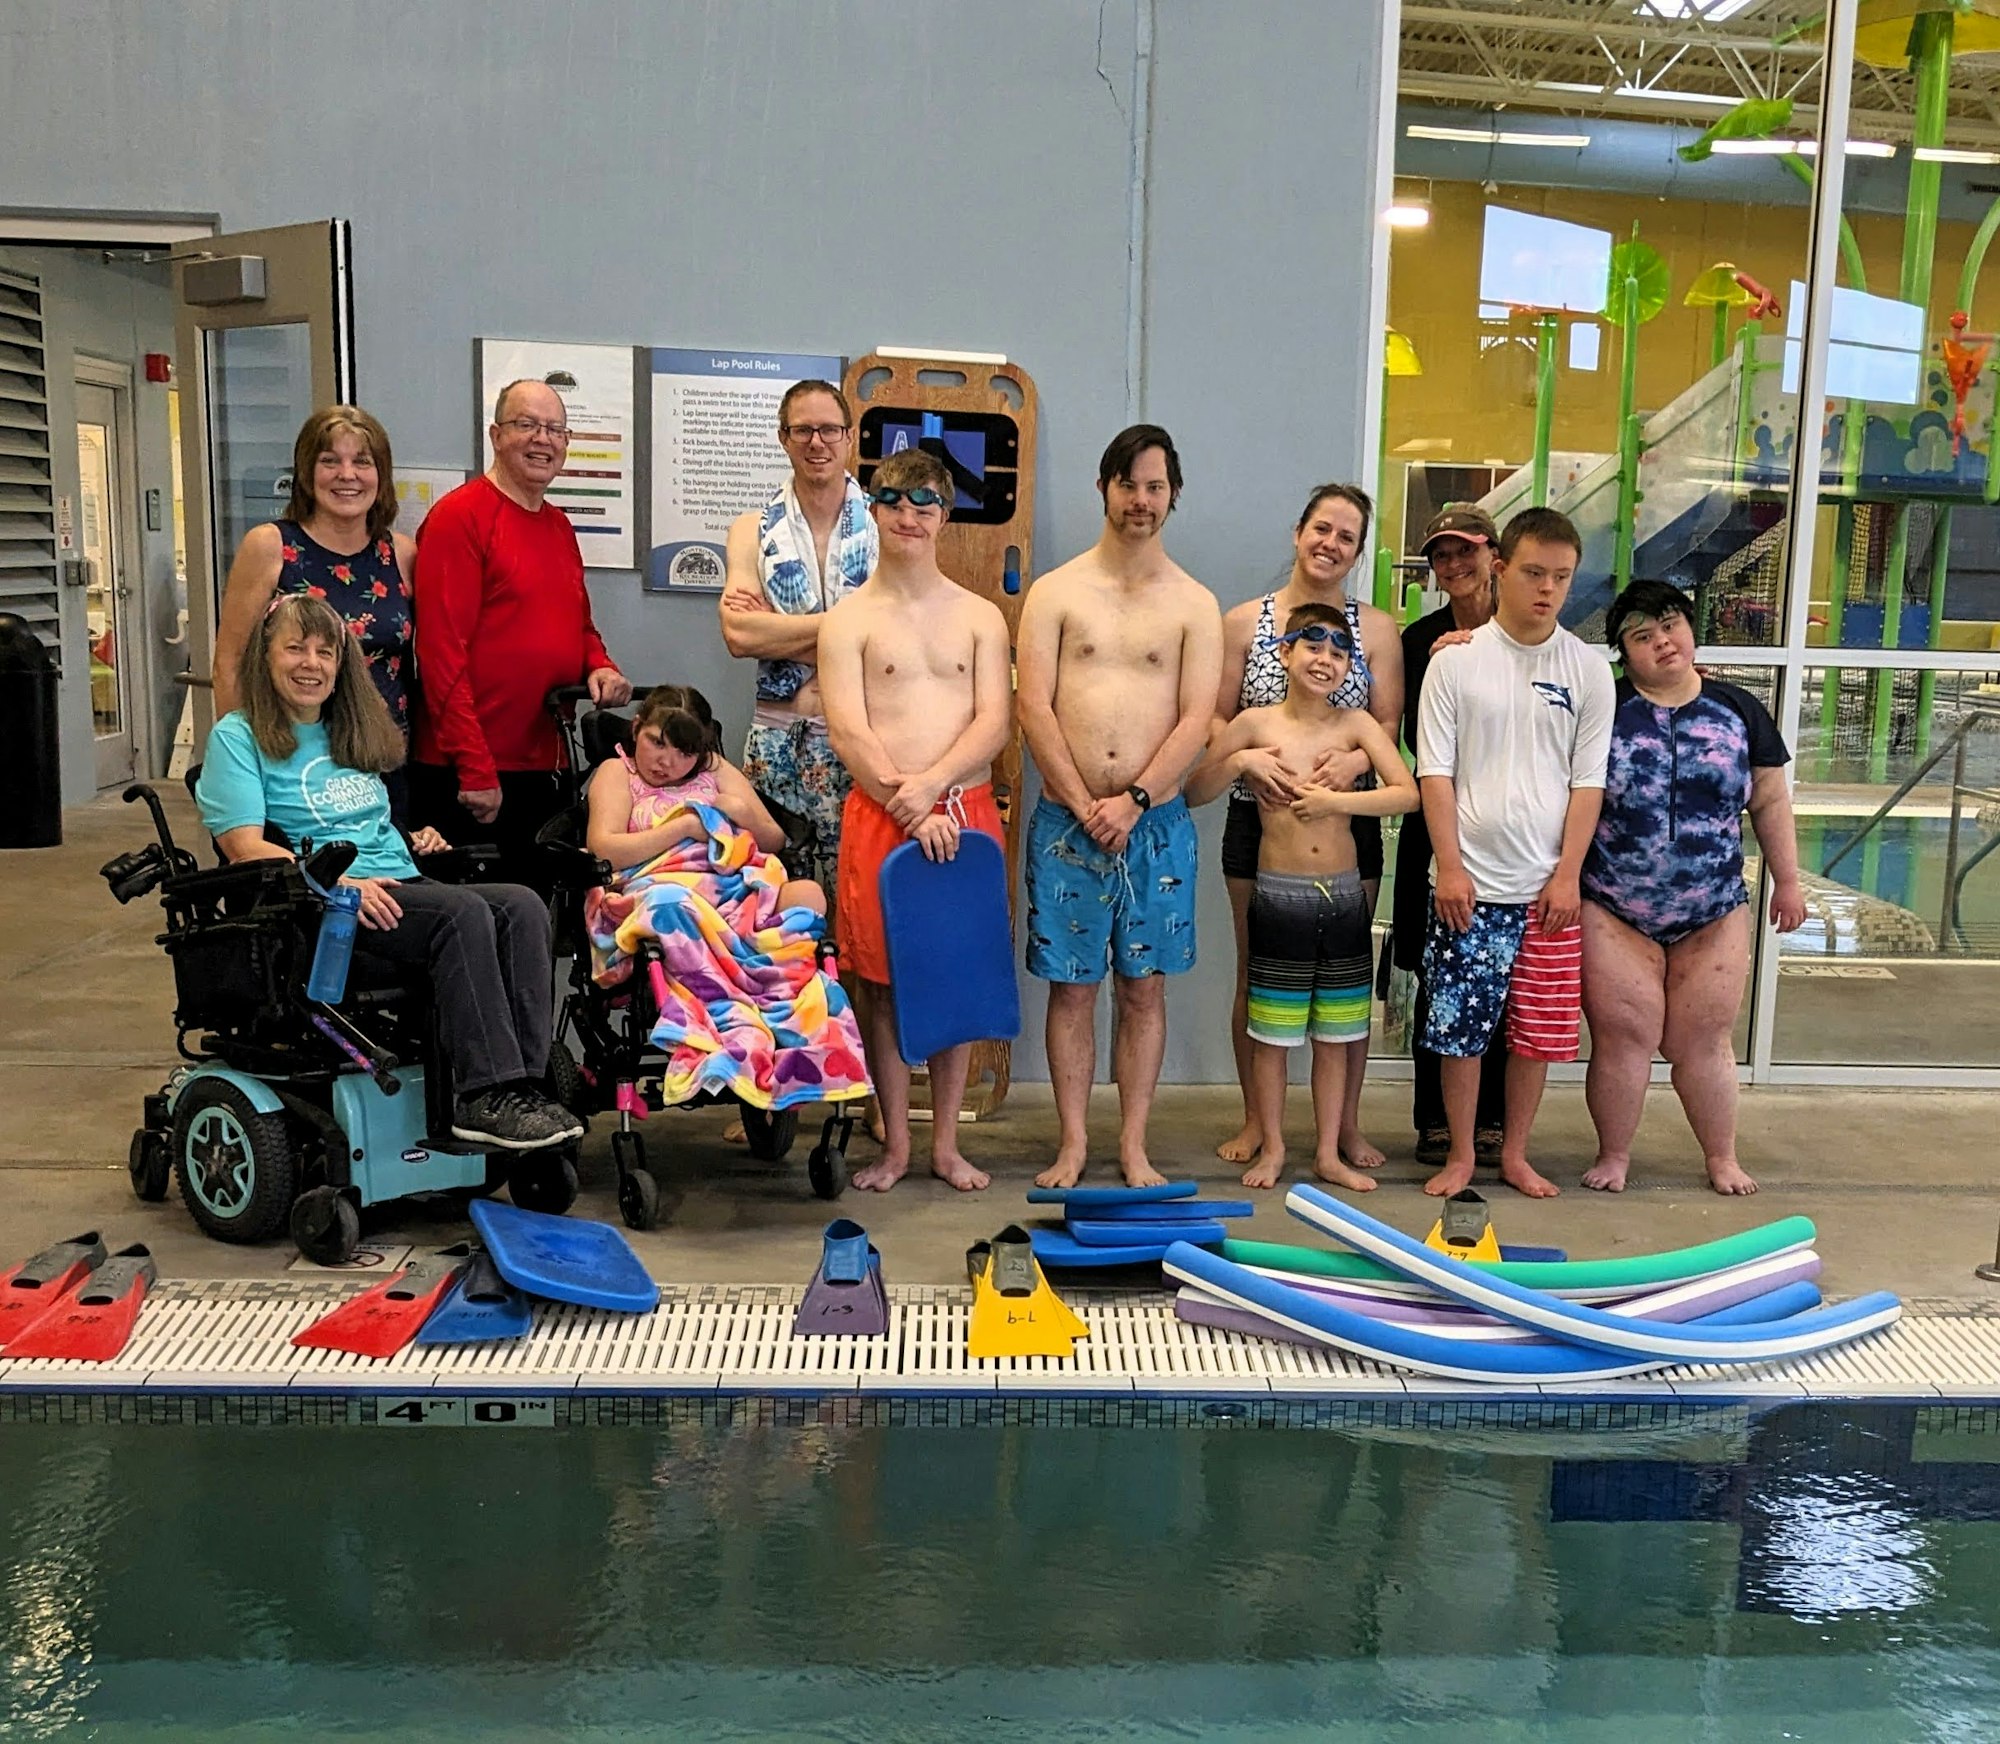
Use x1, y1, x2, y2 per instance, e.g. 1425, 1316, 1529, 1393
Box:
1393, 506, 1510, 1167
1579, 580, 1806, 1196
1213, 483, 1404, 1172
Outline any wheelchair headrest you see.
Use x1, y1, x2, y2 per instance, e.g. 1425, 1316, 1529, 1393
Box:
577, 707, 634, 771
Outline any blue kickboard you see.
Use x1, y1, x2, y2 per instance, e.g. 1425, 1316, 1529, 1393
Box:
468, 1200, 660, 1314
1069, 1218, 1231, 1249
880, 832, 1020, 1065
1030, 1226, 1225, 1268
1077, 1199, 1256, 1223
1024, 1181, 1199, 1207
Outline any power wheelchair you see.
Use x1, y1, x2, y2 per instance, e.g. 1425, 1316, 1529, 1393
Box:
535, 686, 859, 1232
103, 782, 579, 1266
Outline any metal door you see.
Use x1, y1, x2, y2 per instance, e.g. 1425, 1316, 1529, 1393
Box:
171, 220, 353, 741
74, 371, 143, 785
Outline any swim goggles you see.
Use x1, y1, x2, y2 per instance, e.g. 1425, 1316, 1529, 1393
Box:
870, 485, 947, 508
1261, 623, 1354, 653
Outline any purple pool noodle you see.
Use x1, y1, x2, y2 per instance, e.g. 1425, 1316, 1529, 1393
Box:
1178, 1250, 1824, 1347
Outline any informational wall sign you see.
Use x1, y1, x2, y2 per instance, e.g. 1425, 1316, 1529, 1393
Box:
647, 347, 845, 592
475, 338, 639, 569
392, 467, 469, 539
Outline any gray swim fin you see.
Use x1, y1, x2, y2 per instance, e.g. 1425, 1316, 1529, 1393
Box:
794, 1218, 888, 1337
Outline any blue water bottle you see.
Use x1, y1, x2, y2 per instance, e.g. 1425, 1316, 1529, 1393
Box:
307, 883, 361, 1003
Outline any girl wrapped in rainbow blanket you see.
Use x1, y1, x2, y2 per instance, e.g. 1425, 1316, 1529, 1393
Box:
583, 686, 870, 1112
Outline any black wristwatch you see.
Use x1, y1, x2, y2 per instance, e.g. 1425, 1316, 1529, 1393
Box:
1126, 784, 1153, 812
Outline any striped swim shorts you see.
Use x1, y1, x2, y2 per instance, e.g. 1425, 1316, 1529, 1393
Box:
1419, 900, 1582, 1063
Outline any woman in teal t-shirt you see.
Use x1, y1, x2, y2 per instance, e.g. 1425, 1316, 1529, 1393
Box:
197, 594, 579, 1154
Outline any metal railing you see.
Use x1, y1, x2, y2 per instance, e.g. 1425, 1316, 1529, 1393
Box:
1821, 692, 2000, 951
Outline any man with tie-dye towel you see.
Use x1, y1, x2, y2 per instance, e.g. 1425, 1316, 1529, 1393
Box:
718, 379, 879, 899
583, 684, 869, 1114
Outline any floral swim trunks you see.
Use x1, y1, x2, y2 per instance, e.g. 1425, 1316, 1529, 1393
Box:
1024, 796, 1198, 984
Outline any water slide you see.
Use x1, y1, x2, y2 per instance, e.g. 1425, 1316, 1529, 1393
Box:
1476, 333, 2000, 628
1478, 346, 1753, 628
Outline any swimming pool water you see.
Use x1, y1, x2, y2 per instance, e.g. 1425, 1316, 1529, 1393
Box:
2, 1405, 1996, 1740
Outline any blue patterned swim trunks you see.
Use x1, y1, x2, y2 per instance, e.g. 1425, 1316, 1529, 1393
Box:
1024, 796, 1198, 984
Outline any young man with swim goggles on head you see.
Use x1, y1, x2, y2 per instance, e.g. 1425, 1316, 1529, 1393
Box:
817, 448, 1013, 1195
1189, 604, 1417, 1192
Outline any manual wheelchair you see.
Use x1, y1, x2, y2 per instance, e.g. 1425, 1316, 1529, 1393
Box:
534, 686, 859, 1232
104, 783, 578, 1266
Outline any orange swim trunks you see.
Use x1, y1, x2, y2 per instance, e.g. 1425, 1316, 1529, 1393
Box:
837, 783, 1004, 985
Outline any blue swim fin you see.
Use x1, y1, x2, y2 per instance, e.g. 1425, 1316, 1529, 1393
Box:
794, 1218, 888, 1337
416, 1247, 533, 1345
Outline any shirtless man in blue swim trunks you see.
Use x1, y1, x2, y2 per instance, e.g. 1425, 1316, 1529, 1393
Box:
1579, 580, 1806, 1196
1016, 425, 1224, 1188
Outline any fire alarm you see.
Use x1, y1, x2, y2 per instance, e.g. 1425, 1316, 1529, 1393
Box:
143, 353, 173, 384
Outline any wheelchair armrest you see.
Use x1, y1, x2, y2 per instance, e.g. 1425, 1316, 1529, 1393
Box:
413, 843, 506, 883
542, 841, 614, 891
162, 856, 309, 907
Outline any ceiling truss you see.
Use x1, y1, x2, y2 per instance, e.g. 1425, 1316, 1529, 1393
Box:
1399, 1, 2000, 148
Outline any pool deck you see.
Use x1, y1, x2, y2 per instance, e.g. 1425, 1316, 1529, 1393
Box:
6, 787, 2000, 1412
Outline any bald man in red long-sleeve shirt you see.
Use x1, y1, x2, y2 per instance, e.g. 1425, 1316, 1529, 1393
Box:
411, 379, 631, 886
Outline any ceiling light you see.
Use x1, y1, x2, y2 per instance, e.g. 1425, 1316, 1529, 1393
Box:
1708, 138, 1896, 158
1616, 85, 1741, 108
1386, 203, 1431, 228
1407, 125, 1592, 148
1916, 146, 2000, 164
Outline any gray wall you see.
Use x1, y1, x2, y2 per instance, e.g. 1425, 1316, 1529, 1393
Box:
0, 246, 182, 805
1, 0, 1393, 1082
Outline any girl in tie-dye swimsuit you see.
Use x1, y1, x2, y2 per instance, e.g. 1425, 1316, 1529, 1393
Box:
1581, 676, 1791, 944
1579, 580, 1807, 1199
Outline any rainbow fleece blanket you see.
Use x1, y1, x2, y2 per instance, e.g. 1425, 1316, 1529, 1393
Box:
584, 801, 870, 1112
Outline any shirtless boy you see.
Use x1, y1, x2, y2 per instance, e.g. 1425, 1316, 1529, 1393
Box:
1189, 604, 1417, 1190
1016, 424, 1223, 1189
818, 447, 1012, 1192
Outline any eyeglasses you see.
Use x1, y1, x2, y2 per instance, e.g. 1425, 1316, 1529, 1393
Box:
870, 485, 946, 508
499, 417, 571, 441
1264, 624, 1354, 653
783, 423, 851, 444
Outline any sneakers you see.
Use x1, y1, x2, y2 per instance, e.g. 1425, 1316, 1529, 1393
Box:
452, 1086, 585, 1150
1414, 1127, 1451, 1167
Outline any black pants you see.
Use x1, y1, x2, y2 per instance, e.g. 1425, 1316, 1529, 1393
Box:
1410, 962, 1510, 1134
410, 764, 567, 896
354, 880, 553, 1098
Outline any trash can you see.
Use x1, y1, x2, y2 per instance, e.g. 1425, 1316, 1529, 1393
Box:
0, 612, 61, 848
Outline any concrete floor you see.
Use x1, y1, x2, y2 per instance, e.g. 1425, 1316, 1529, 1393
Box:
6, 785, 2000, 1307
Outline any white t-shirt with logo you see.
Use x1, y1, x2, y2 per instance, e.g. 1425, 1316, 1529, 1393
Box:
1414, 619, 1614, 904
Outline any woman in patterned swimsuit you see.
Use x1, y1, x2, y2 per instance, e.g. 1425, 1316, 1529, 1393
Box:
1212, 483, 1404, 1171
213, 406, 417, 815
1579, 581, 1806, 1198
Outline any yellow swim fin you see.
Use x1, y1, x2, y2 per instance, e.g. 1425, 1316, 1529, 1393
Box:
966, 1226, 1086, 1360
1424, 1187, 1502, 1264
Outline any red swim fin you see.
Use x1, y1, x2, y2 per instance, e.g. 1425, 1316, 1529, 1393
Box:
0, 1231, 108, 1350
290, 1252, 467, 1359
7, 1244, 155, 1363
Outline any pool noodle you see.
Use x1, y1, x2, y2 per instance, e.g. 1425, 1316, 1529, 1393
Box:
1222, 1214, 1818, 1297
1281, 1187, 1899, 1362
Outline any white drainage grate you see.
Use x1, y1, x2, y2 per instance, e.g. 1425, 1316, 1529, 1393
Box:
2, 1282, 1999, 1401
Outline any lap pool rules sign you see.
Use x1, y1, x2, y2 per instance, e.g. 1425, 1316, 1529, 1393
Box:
647, 347, 844, 592
475, 337, 641, 571
376, 1396, 556, 1428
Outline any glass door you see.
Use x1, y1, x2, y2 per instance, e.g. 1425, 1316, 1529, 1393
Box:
74, 374, 140, 786
171, 220, 353, 742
